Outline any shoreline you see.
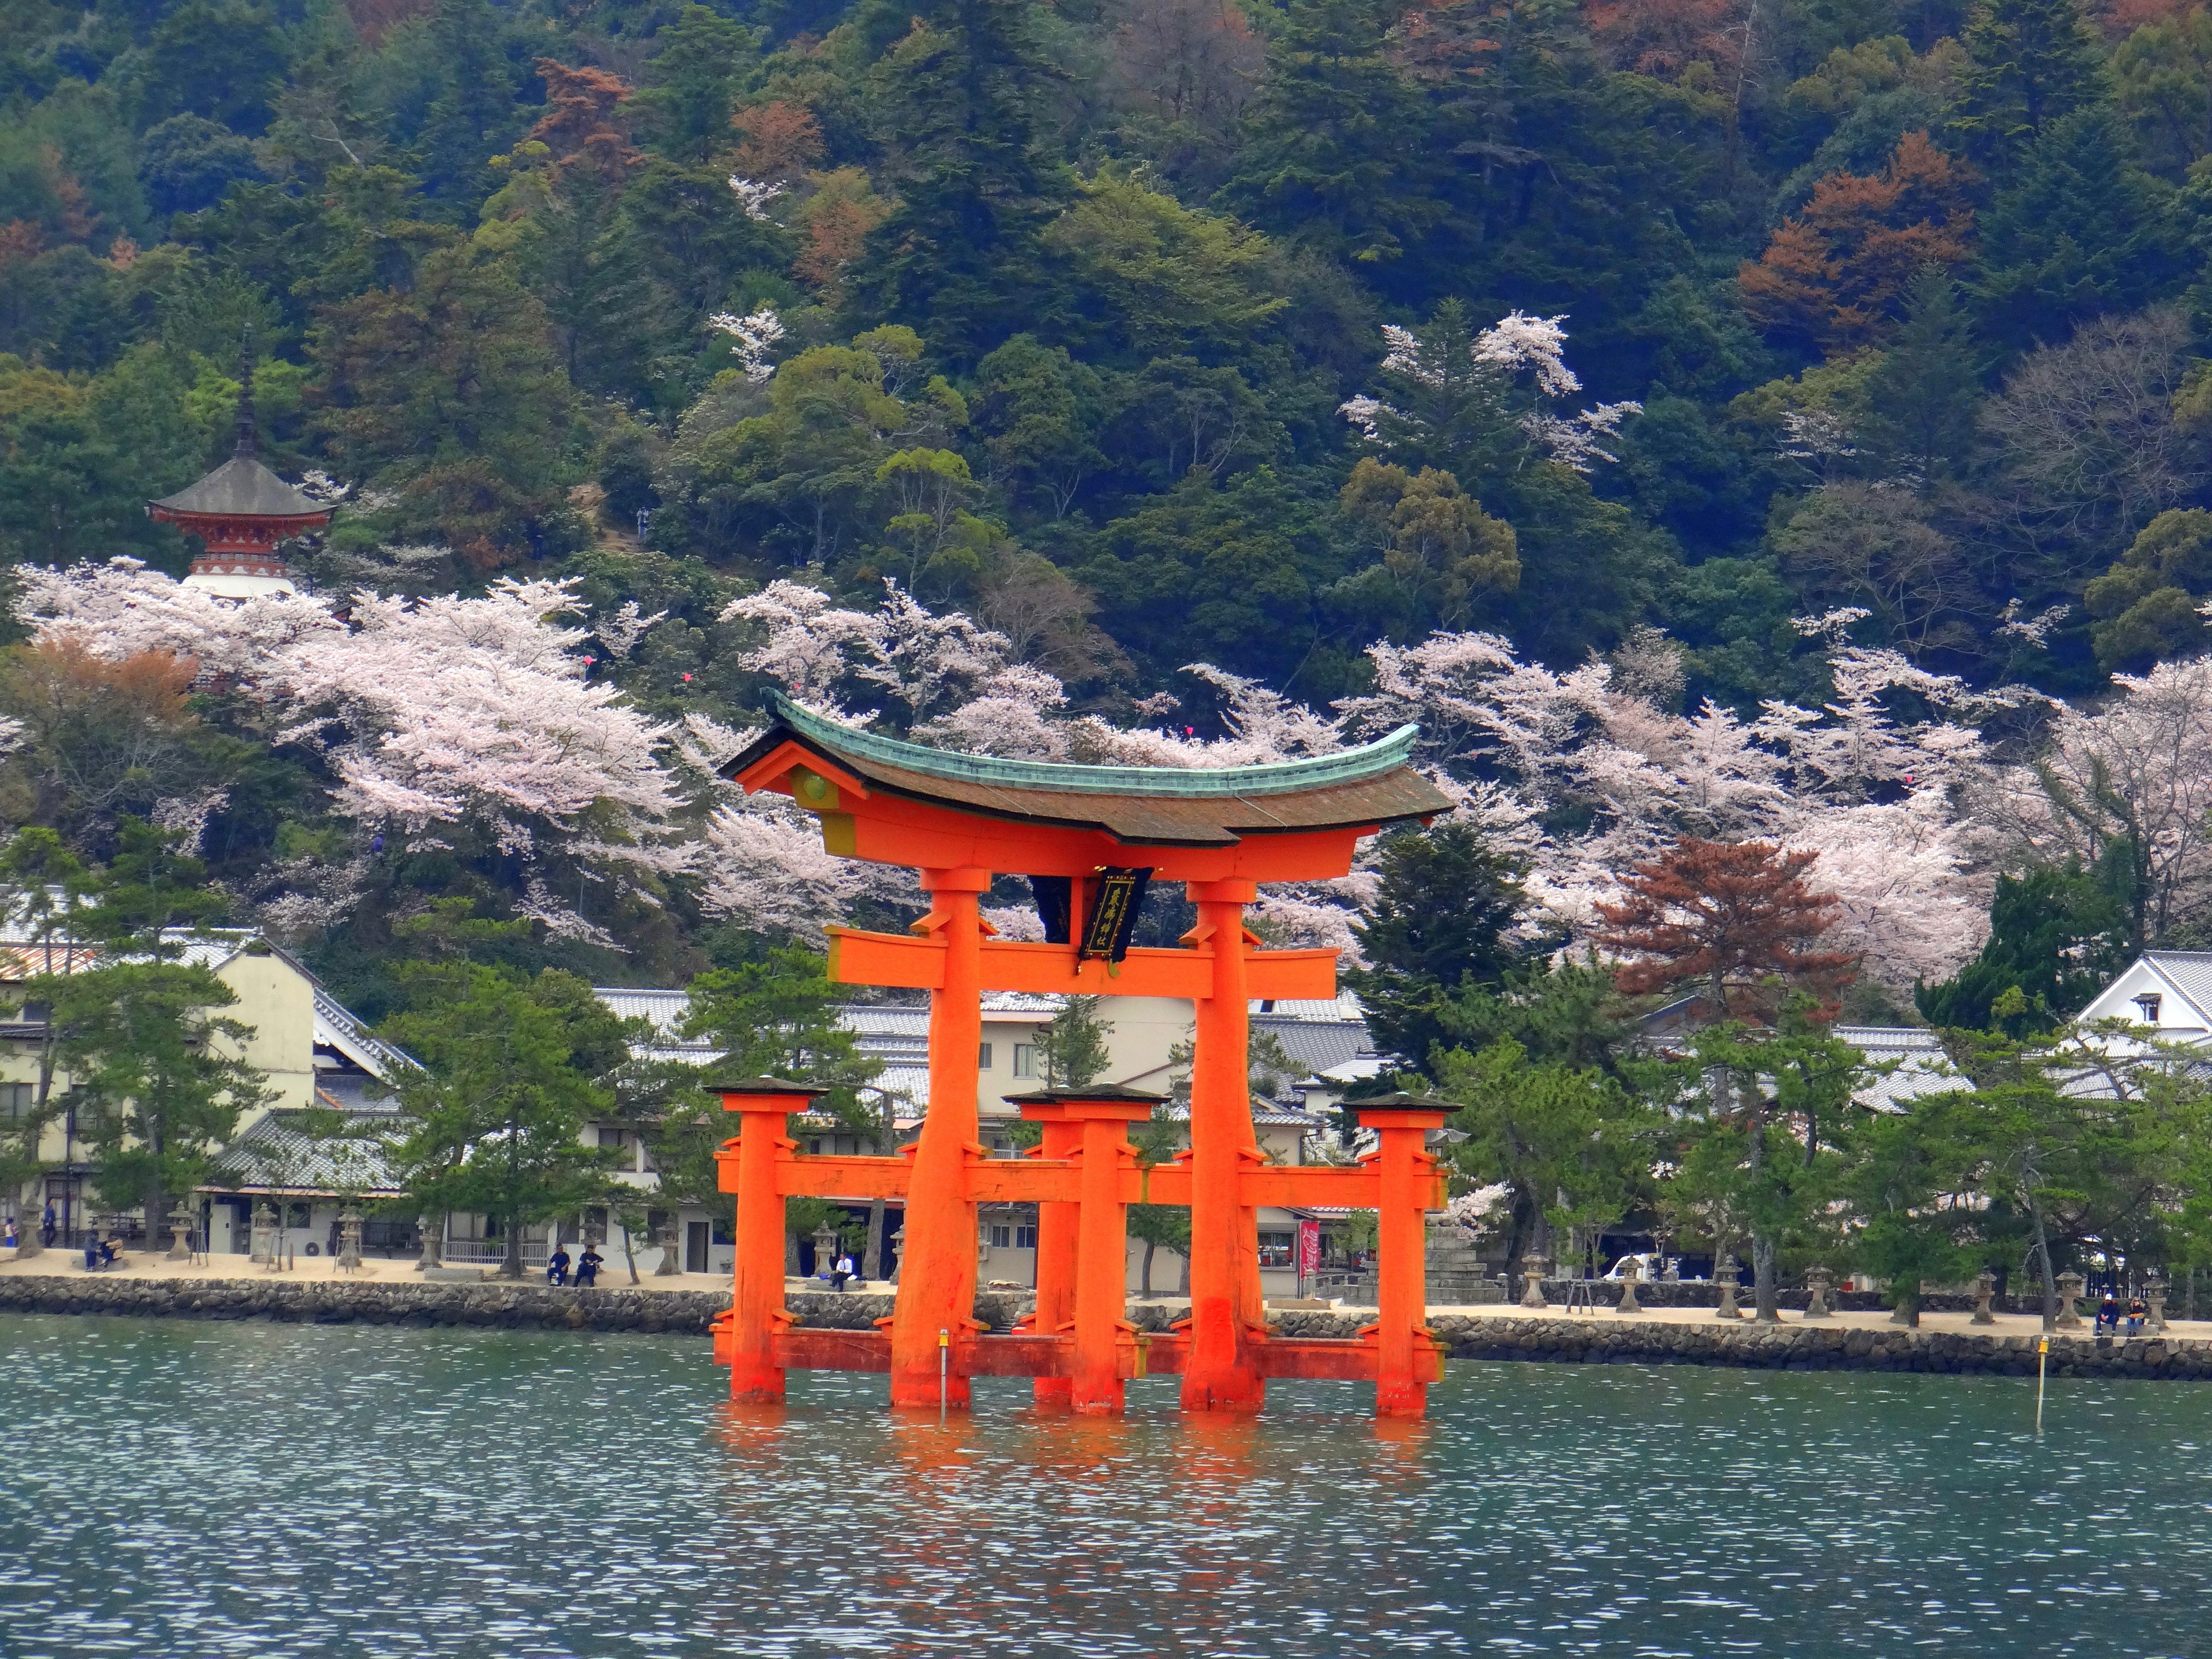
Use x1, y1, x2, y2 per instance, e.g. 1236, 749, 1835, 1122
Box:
2, 1268, 2208, 1378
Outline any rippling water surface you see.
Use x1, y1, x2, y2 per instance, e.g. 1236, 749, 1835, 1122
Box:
3, 1313, 2210, 1657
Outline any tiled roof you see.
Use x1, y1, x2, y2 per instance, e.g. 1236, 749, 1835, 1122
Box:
150, 454, 332, 520
2141, 953, 2212, 1019
202, 1107, 403, 1196
1833, 1026, 1970, 1113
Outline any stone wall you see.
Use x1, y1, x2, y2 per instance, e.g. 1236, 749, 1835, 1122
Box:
5, 1275, 2209, 1379
0, 1275, 1033, 1335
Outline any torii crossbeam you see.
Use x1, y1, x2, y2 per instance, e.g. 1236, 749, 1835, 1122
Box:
708, 697, 1455, 1417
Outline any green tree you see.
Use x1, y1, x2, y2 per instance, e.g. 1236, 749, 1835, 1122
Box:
1215, 0, 1429, 266
380, 962, 622, 1278
973, 334, 1108, 519
312, 241, 574, 556
1035, 994, 1114, 1088
2084, 507, 2212, 670
680, 947, 879, 1115
1432, 1037, 1654, 1279
1976, 108, 2191, 347
848, 0, 1065, 363
1833, 1086, 1982, 1325
1863, 266, 1983, 486
1648, 1010, 1868, 1322
632, 6, 761, 164
1948, 0, 2104, 172
1917, 862, 2133, 1032
1344, 821, 1532, 1074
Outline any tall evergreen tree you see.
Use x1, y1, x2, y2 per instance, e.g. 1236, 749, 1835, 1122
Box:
1864, 264, 1983, 485
1975, 106, 2191, 346
1344, 821, 1532, 1073
1947, 0, 2104, 172
1214, 0, 1429, 267
846, 0, 1065, 365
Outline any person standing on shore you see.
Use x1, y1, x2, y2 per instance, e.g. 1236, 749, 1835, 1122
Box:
42, 1200, 56, 1248
2, 1216, 16, 1249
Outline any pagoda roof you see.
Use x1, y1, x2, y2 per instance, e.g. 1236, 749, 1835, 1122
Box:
727, 694, 1450, 847
150, 455, 332, 522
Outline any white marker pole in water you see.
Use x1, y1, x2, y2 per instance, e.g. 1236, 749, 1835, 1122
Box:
2036, 1336, 2050, 1434
938, 1327, 949, 1425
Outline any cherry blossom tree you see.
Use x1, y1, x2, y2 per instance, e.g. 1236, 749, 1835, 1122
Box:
1982, 654, 2212, 951
19, 560, 694, 942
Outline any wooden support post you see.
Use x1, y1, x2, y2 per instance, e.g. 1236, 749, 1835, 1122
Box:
890, 867, 990, 1411
1182, 879, 1265, 1413
1028, 1112, 1083, 1409
1071, 1100, 1152, 1415
1360, 1101, 1448, 1419
714, 1078, 830, 1403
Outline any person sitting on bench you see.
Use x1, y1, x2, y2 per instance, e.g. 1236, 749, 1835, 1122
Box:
575, 1245, 603, 1287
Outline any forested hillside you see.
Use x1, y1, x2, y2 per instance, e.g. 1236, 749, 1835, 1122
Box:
4, 0, 2210, 1013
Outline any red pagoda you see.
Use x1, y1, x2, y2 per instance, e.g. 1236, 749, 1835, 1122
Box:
148, 358, 332, 596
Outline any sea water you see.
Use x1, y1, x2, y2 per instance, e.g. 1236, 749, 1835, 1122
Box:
0, 1312, 2205, 1657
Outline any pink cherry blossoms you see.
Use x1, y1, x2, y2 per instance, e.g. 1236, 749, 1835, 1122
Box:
22, 560, 689, 943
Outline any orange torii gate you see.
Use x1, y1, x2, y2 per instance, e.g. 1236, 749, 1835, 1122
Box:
707, 696, 1455, 1418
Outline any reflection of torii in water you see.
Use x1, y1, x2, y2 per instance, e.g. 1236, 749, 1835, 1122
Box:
708, 697, 1455, 1419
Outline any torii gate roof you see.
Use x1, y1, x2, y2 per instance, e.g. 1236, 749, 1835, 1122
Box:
725, 694, 1450, 850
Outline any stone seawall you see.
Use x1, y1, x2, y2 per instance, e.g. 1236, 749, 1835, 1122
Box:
5, 1275, 2210, 1379
0, 1275, 1032, 1336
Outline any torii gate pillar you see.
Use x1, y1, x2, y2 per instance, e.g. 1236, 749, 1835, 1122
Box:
888, 867, 990, 1412
1183, 878, 1266, 1412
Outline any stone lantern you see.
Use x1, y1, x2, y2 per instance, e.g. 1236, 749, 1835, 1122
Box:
1715, 1253, 1744, 1321
889, 1223, 907, 1285
812, 1218, 840, 1279
1615, 1253, 1643, 1315
1971, 1269, 1998, 1325
2146, 1270, 2170, 1334
337, 1204, 364, 1273
2055, 1270, 2087, 1329
1803, 1265, 1834, 1320
166, 1203, 196, 1261
1519, 1255, 1550, 1309
655, 1216, 684, 1277
415, 1213, 443, 1271
250, 1200, 278, 1266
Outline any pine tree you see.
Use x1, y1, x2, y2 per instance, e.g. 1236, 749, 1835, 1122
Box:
1915, 862, 2132, 1033
1975, 106, 2190, 347
845, 0, 1066, 365
1947, 0, 2104, 172
1593, 838, 1856, 1022
1864, 265, 1983, 485
631, 5, 760, 164
1214, 0, 1429, 267
1345, 821, 1532, 1073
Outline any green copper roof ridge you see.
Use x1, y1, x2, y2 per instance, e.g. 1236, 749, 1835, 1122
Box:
768, 694, 1423, 798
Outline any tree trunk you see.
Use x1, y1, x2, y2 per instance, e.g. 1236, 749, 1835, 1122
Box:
1141, 1237, 1157, 1296
1752, 1233, 1780, 1323
616, 1218, 640, 1286
785, 1228, 799, 1275
863, 1197, 886, 1283
1177, 1245, 1190, 1296
2026, 1194, 2058, 1331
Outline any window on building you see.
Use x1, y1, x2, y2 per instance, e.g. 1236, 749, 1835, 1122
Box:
597, 1126, 628, 1149
1257, 1230, 1295, 1268
0, 1083, 33, 1122
1015, 1225, 1037, 1250
989, 1224, 1012, 1248
2135, 994, 2163, 1025
978, 1043, 993, 1070
1012, 1044, 1038, 1079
